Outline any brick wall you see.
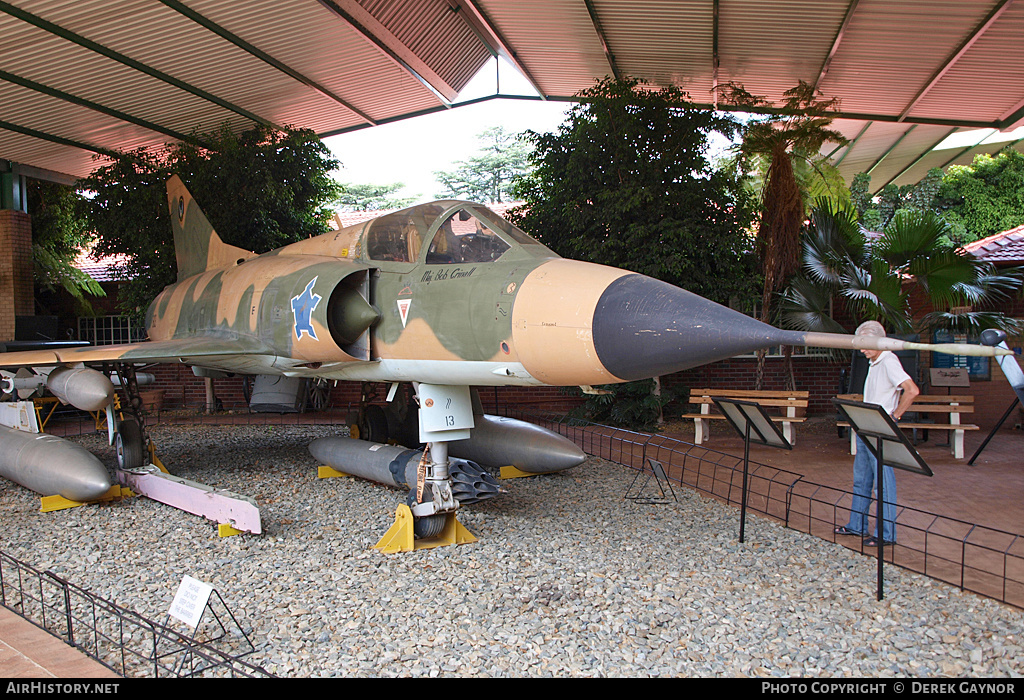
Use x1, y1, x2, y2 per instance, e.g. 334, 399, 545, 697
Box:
0, 210, 34, 341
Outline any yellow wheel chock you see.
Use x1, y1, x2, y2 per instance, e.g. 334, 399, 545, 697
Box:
374, 504, 477, 553
317, 465, 349, 479
499, 465, 535, 479
39, 484, 133, 512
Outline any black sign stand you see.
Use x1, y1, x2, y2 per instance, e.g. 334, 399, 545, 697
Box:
712, 398, 793, 543
624, 458, 676, 504
833, 398, 933, 601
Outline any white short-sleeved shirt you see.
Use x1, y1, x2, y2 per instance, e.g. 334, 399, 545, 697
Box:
864, 351, 911, 416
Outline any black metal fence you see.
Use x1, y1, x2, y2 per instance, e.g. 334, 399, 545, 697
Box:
0, 551, 274, 678
507, 409, 1024, 611
37, 403, 1024, 612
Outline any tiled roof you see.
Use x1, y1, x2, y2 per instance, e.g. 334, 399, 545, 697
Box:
964, 225, 1024, 264
72, 250, 129, 283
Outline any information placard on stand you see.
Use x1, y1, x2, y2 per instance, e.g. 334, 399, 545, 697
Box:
712, 398, 792, 543
833, 398, 933, 601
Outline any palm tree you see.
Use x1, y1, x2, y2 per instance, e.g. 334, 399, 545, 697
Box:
721, 81, 848, 388
780, 199, 1023, 343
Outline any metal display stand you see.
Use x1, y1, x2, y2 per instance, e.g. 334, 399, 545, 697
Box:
160, 576, 256, 677
833, 398, 933, 601
712, 398, 792, 543
969, 330, 1024, 465
624, 458, 676, 504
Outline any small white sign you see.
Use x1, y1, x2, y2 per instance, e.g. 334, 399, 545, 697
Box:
168, 575, 214, 628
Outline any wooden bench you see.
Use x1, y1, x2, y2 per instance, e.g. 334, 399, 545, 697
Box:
837, 393, 978, 459
683, 389, 809, 445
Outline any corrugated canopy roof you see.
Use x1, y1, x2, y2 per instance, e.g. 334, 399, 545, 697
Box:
2, 0, 1023, 192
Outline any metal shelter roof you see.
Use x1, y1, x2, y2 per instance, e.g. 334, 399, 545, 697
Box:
2, 0, 1023, 192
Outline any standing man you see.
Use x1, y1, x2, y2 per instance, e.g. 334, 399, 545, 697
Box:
835, 321, 920, 546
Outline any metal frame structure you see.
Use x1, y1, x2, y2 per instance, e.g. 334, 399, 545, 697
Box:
1, 0, 1023, 189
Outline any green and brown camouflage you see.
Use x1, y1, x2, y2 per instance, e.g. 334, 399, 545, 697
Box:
0, 176, 1010, 384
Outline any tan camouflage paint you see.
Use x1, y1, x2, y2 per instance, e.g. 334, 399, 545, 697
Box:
510, 259, 630, 386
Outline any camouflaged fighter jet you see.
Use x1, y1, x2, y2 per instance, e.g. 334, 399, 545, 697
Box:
0, 176, 1010, 537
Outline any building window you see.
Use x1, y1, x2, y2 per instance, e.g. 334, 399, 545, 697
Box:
78, 316, 146, 346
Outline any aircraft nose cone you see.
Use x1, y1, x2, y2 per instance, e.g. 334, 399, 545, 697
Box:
592, 274, 787, 381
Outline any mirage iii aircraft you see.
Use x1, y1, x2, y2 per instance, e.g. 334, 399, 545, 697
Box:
0, 176, 1007, 539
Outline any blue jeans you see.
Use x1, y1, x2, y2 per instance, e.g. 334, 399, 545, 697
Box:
845, 435, 898, 541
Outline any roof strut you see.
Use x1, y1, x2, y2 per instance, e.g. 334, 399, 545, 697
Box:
0, 69, 204, 146
584, 0, 620, 82
0, 0, 281, 130
813, 0, 861, 92
158, 0, 377, 126
317, 0, 457, 105
877, 127, 959, 190
897, 0, 1014, 122
453, 0, 548, 100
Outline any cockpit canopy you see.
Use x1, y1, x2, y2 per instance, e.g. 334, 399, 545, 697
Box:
361, 201, 550, 265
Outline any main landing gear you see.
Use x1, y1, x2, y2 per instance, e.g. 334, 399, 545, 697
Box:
365, 383, 478, 553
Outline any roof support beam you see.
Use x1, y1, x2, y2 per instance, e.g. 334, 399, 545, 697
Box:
0, 69, 202, 146
584, 0, 619, 81
813, 0, 861, 92
938, 129, 999, 169
831, 121, 872, 167
877, 127, 959, 189
0, 160, 77, 187
998, 96, 1024, 131
0, 1, 279, 130
0, 119, 121, 161
317, 0, 456, 105
897, 0, 1014, 122
158, 0, 377, 126
712, 0, 720, 108
866, 126, 916, 189
452, 1, 548, 100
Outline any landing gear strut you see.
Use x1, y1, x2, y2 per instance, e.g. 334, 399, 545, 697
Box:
108, 363, 149, 470
373, 383, 477, 552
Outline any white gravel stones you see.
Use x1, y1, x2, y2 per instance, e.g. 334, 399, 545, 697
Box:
0, 424, 1020, 677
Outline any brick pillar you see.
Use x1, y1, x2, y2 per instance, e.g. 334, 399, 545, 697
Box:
0, 209, 34, 341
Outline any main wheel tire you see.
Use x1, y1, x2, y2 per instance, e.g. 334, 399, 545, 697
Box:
414, 513, 446, 539
361, 404, 389, 443
308, 378, 331, 411
116, 418, 146, 470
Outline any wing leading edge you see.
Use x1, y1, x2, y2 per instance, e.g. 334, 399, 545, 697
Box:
0, 336, 273, 369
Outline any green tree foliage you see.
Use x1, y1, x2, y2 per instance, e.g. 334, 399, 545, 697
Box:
936, 147, 1024, 243
27, 180, 105, 314
510, 76, 759, 429
336, 182, 417, 211
79, 125, 339, 317
564, 379, 678, 433
434, 126, 531, 203
854, 168, 944, 233
510, 76, 758, 304
780, 199, 1023, 339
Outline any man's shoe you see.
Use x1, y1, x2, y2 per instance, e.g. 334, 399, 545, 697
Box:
863, 536, 895, 547
834, 526, 861, 536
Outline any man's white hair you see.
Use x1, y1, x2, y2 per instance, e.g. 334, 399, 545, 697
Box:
855, 320, 886, 337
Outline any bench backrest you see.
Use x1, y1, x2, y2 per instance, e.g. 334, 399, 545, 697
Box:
689, 388, 808, 409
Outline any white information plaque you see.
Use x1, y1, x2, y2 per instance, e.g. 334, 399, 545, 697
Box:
168, 575, 214, 628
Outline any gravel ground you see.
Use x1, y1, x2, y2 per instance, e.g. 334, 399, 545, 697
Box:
0, 424, 1021, 678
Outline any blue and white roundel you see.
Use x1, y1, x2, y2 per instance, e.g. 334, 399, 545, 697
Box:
291, 277, 322, 341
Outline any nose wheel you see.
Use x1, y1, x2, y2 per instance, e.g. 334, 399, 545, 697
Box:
115, 417, 146, 470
